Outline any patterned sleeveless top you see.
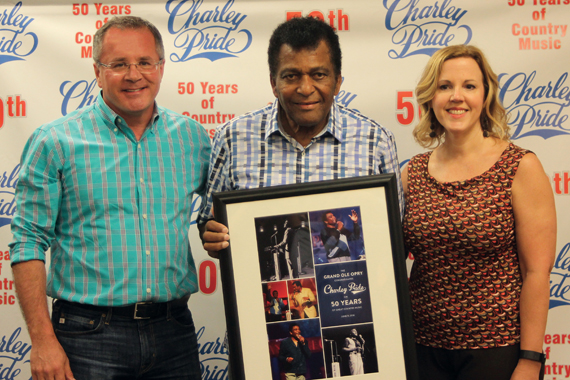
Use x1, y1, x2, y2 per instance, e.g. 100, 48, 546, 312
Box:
403, 143, 529, 350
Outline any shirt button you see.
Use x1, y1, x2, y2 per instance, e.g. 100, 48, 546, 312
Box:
114, 128, 118, 132
146, 288, 151, 293
146, 250, 150, 256
140, 178, 144, 185
143, 214, 148, 219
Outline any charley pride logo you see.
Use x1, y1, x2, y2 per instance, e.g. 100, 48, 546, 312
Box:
0, 165, 19, 228
197, 326, 229, 380
59, 79, 98, 116
335, 77, 358, 110
499, 71, 569, 140
165, 0, 252, 63
323, 282, 367, 296
383, 0, 472, 59
0, 2, 38, 65
550, 242, 570, 309
0, 327, 32, 379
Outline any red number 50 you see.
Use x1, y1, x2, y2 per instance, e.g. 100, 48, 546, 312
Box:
396, 91, 421, 126
199, 260, 217, 295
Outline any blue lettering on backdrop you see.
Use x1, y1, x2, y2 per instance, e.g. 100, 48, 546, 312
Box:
165, 0, 252, 62
189, 195, 201, 226
383, 0, 472, 59
59, 79, 98, 116
550, 243, 570, 309
498, 72, 570, 140
335, 77, 358, 109
196, 326, 229, 380
0, 2, 38, 65
0, 327, 32, 380
0, 165, 19, 228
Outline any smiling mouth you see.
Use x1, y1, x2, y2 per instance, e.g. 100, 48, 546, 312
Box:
124, 88, 145, 93
448, 109, 467, 115
295, 101, 319, 108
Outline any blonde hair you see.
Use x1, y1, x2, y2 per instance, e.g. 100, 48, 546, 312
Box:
413, 45, 509, 148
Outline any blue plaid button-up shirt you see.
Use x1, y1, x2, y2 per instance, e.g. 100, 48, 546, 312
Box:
197, 100, 403, 224
10, 93, 211, 306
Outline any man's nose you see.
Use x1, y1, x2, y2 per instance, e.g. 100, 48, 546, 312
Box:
297, 75, 315, 96
124, 63, 143, 80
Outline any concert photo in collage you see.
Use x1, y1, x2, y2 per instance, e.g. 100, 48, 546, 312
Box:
255, 212, 313, 282
254, 206, 379, 378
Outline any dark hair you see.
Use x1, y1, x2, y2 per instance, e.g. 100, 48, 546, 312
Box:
93, 16, 164, 63
289, 323, 300, 333
292, 281, 302, 287
268, 16, 342, 78
321, 211, 334, 223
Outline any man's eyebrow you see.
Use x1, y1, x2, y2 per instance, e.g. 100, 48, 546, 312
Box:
279, 67, 301, 74
278, 66, 332, 75
107, 55, 155, 62
310, 66, 331, 72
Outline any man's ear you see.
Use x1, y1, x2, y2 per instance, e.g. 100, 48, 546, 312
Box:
270, 75, 278, 98
334, 72, 342, 96
94, 63, 103, 88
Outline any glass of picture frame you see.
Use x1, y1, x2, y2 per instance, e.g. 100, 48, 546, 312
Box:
213, 174, 418, 380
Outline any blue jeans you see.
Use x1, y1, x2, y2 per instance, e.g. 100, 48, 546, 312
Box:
51, 300, 201, 380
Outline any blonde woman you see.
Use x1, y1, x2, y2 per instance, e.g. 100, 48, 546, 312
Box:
402, 45, 556, 380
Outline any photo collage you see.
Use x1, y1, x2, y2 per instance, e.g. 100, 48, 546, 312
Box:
254, 207, 379, 379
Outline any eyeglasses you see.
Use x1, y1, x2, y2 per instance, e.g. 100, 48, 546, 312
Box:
97, 59, 163, 75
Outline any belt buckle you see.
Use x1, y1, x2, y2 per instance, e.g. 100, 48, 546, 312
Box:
133, 302, 152, 319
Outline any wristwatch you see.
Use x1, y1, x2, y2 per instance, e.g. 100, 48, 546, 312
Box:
519, 350, 546, 363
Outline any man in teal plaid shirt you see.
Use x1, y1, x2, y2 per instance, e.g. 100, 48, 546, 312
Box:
10, 16, 210, 380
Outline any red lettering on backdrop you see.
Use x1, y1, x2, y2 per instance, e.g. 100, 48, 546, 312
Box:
285, 9, 350, 31
0, 96, 27, 128
178, 82, 239, 129
199, 260, 218, 295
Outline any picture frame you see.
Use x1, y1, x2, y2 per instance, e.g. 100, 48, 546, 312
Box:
213, 174, 418, 380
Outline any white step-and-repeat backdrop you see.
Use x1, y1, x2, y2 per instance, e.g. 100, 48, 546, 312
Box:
0, 0, 568, 379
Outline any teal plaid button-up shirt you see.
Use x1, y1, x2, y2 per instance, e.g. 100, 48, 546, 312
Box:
10, 93, 211, 306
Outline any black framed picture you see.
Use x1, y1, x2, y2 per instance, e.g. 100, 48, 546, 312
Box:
213, 174, 418, 380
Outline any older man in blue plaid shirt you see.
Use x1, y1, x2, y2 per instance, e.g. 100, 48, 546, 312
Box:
10, 16, 210, 380
198, 17, 403, 260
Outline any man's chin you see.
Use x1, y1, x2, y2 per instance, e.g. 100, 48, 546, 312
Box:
293, 119, 326, 131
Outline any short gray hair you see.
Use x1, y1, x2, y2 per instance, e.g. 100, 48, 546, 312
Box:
93, 16, 164, 63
